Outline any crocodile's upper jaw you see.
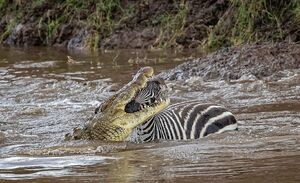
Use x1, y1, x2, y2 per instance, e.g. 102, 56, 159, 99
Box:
76, 67, 169, 141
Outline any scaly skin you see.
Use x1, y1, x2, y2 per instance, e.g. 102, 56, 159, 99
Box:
66, 67, 170, 141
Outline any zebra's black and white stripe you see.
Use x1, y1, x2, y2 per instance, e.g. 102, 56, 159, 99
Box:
133, 101, 237, 142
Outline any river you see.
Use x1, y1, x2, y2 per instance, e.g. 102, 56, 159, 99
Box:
0, 46, 299, 182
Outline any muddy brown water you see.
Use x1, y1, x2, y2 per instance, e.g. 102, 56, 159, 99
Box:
0, 46, 300, 182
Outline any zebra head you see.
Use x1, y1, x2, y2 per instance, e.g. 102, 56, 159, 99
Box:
124, 77, 168, 113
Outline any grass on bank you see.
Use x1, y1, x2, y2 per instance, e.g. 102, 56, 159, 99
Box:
153, 1, 188, 49
0, 0, 188, 49
204, 0, 300, 52
0, 0, 133, 48
0, 0, 299, 51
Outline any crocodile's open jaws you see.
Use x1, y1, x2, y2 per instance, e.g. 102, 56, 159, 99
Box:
65, 67, 170, 141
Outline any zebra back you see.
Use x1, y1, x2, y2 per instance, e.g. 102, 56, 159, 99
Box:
135, 101, 237, 142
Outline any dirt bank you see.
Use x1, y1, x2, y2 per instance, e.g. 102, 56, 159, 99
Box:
0, 0, 299, 50
161, 42, 300, 81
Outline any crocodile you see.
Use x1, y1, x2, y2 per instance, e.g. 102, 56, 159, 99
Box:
65, 67, 170, 141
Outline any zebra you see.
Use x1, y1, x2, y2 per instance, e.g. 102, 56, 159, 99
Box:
133, 101, 238, 142
124, 78, 238, 143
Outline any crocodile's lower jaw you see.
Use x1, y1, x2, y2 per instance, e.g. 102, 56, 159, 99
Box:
118, 98, 170, 139
118, 99, 170, 141
79, 99, 169, 141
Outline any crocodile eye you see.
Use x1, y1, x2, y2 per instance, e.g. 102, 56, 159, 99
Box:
94, 102, 107, 114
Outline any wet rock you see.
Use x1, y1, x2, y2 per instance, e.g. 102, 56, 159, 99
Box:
67, 29, 88, 50
0, 19, 7, 36
161, 43, 300, 81
55, 24, 75, 46
5, 23, 24, 45
5, 23, 44, 46
53, 23, 86, 49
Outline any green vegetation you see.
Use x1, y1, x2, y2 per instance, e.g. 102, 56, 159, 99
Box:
0, 18, 16, 41
86, 0, 125, 49
293, 2, 300, 25
0, 0, 189, 49
0, 0, 134, 47
154, 1, 188, 49
0, 0, 299, 50
32, 0, 46, 8
204, 0, 300, 51
0, 0, 5, 10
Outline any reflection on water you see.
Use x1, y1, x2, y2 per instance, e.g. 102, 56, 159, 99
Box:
0, 46, 300, 182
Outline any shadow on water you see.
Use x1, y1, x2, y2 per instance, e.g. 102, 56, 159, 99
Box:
0, 46, 300, 182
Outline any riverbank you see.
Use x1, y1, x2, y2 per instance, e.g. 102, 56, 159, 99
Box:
162, 42, 300, 81
1, 0, 299, 51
